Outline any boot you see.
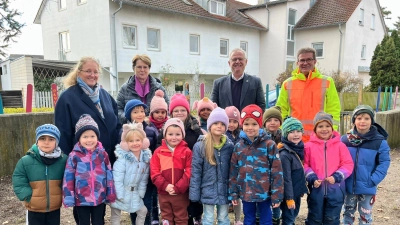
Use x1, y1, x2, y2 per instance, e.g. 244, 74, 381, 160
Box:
272, 218, 281, 225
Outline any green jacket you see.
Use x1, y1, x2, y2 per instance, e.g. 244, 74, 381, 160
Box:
12, 144, 67, 212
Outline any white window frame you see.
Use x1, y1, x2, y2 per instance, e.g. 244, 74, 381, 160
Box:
371, 14, 375, 30
287, 9, 296, 56
2, 65, 8, 75
220, 39, 229, 57
240, 41, 248, 54
59, 31, 70, 52
359, 8, 364, 26
209, 0, 226, 16
59, 0, 66, 10
77, 0, 87, 5
189, 34, 200, 55
361, 45, 366, 59
147, 28, 161, 51
312, 42, 324, 58
122, 24, 137, 49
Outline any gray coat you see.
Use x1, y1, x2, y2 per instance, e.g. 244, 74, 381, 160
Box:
210, 73, 265, 112
189, 135, 234, 205
117, 75, 169, 123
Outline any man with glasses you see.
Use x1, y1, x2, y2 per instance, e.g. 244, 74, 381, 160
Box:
211, 48, 265, 112
276, 47, 340, 142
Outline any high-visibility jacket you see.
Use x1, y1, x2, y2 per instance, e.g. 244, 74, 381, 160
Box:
276, 68, 341, 142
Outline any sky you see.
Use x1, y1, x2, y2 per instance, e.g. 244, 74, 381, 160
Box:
4, 0, 400, 57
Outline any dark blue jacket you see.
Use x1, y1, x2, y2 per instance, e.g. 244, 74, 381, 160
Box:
54, 84, 121, 164
189, 135, 234, 205
341, 124, 391, 195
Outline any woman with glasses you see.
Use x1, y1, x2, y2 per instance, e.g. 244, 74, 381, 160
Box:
117, 54, 169, 124
54, 56, 121, 224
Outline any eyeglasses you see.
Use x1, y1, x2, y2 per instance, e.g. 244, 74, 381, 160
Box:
298, 58, 315, 64
80, 70, 99, 75
230, 57, 245, 62
135, 66, 149, 70
172, 109, 187, 114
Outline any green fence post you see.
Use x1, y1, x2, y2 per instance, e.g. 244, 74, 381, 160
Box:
382, 86, 388, 112
388, 86, 393, 111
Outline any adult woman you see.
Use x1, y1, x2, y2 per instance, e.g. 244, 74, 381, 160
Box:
117, 54, 169, 124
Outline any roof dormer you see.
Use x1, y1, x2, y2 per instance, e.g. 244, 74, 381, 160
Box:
193, 0, 226, 16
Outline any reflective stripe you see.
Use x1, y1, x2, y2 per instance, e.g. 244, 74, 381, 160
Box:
286, 80, 293, 116
320, 76, 328, 111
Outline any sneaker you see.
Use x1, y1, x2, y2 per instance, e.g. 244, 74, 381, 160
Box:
152, 220, 160, 225
235, 221, 243, 225
193, 218, 202, 225
162, 220, 169, 225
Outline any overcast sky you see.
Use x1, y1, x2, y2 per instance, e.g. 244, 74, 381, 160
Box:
5, 0, 400, 57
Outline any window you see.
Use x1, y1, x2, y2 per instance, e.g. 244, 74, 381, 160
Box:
59, 31, 70, 52
287, 9, 296, 56
220, 39, 229, 56
371, 14, 375, 30
310, 0, 316, 7
123, 25, 137, 48
240, 41, 248, 53
78, 0, 87, 4
2, 65, 7, 75
312, 42, 324, 58
361, 45, 366, 59
190, 34, 200, 54
359, 8, 364, 26
59, 0, 66, 10
147, 28, 160, 50
210, 0, 225, 16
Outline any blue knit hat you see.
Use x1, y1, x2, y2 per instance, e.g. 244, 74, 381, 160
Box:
36, 124, 60, 145
282, 117, 304, 138
207, 107, 229, 132
75, 114, 100, 141
124, 99, 148, 122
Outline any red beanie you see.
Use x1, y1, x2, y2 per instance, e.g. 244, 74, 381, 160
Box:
169, 93, 190, 115
240, 104, 263, 127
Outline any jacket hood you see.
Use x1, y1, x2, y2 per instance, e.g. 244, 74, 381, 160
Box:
26, 144, 41, 160
114, 144, 152, 163
160, 138, 188, 152
354, 123, 388, 141
292, 67, 322, 81
239, 129, 267, 145
308, 130, 341, 145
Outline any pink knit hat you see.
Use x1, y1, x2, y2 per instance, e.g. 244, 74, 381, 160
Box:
192, 97, 217, 115
169, 93, 190, 115
120, 122, 150, 150
150, 90, 168, 115
163, 118, 186, 138
225, 106, 240, 123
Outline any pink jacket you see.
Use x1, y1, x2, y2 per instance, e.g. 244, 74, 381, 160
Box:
304, 131, 353, 181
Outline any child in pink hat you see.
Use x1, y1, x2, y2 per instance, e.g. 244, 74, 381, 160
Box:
192, 97, 217, 131
149, 90, 169, 133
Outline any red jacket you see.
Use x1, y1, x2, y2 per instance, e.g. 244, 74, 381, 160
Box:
150, 139, 192, 195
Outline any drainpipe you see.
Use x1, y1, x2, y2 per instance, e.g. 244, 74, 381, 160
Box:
112, 0, 123, 92
338, 23, 343, 73
265, 4, 270, 30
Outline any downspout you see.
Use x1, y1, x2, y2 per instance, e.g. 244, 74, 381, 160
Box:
266, 4, 270, 30
112, 0, 123, 92
338, 23, 343, 72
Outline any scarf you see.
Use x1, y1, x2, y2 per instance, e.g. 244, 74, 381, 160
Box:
149, 116, 168, 130
265, 128, 282, 144
346, 128, 367, 146
281, 137, 304, 161
135, 76, 150, 104
77, 77, 104, 118
38, 147, 62, 165
214, 135, 227, 150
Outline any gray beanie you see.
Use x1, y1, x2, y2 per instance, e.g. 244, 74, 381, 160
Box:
352, 105, 375, 124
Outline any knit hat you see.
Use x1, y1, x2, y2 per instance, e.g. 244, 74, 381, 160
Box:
262, 106, 282, 126
207, 107, 229, 131
75, 114, 100, 141
192, 97, 217, 115
163, 118, 186, 138
225, 106, 240, 123
313, 111, 333, 131
124, 99, 148, 122
352, 105, 375, 124
282, 117, 304, 138
150, 90, 168, 115
120, 122, 150, 150
169, 93, 190, 115
240, 104, 263, 127
36, 124, 61, 145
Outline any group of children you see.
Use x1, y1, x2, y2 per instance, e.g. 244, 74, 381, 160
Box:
12, 89, 390, 225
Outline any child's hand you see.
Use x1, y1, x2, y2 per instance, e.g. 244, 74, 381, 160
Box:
325, 176, 335, 184
314, 180, 322, 188
232, 200, 238, 206
165, 184, 176, 195
272, 203, 280, 208
286, 199, 295, 209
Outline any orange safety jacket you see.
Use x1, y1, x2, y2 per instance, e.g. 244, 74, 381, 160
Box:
276, 68, 341, 142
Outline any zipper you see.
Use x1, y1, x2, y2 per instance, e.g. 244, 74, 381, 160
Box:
353, 147, 360, 194
324, 141, 327, 197
45, 166, 50, 212
89, 151, 95, 203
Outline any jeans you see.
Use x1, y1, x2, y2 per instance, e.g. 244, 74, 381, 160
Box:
202, 204, 230, 225
272, 207, 281, 219
243, 200, 272, 225
343, 194, 375, 225
75, 203, 105, 225
280, 196, 301, 225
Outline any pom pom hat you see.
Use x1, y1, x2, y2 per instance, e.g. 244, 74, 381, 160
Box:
240, 104, 263, 127
120, 122, 150, 150
150, 90, 168, 115
75, 114, 100, 141
192, 97, 217, 115
282, 117, 303, 138
207, 107, 229, 131
163, 118, 186, 138
36, 124, 61, 145
169, 93, 190, 115
124, 99, 147, 122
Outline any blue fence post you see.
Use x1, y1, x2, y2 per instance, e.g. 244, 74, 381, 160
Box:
388, 86, 393, 111
276, 84, 280, 100
266, 84, 269, 109
376, 86, 381, 112
0, 93, 3, 114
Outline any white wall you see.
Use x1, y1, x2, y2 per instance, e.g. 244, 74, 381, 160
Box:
10, 57, 35, 107
0, 60, 12, 90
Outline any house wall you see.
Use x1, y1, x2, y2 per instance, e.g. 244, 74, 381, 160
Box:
10, 57, 35, 107
0, 60, 12, 90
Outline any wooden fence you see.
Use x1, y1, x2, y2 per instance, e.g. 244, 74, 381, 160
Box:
0, 90, 23, 108
35, 91, 54, 108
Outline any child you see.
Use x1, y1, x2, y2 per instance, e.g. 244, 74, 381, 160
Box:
63, 114, 116, 225
341, 105, 391, 225
192, 97, 217, 131
229, 104, 283, 225
225, 106, 241, 145
277, 117, 308, 225
263, 106, 283, 145
111, 123, 152, 225
304, 112, 354, 225
151, 118, 192, 225
125, 99, 159, 224
190, 107, 234, 225
12, 124, 67, 225
149, 90, 169, 134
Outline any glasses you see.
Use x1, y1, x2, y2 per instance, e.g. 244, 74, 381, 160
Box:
230, 57, 245, 62
135, 66, 149, 70
172, 109, 187, 114
80, 70, 99, 75
298, 58, 315, 64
